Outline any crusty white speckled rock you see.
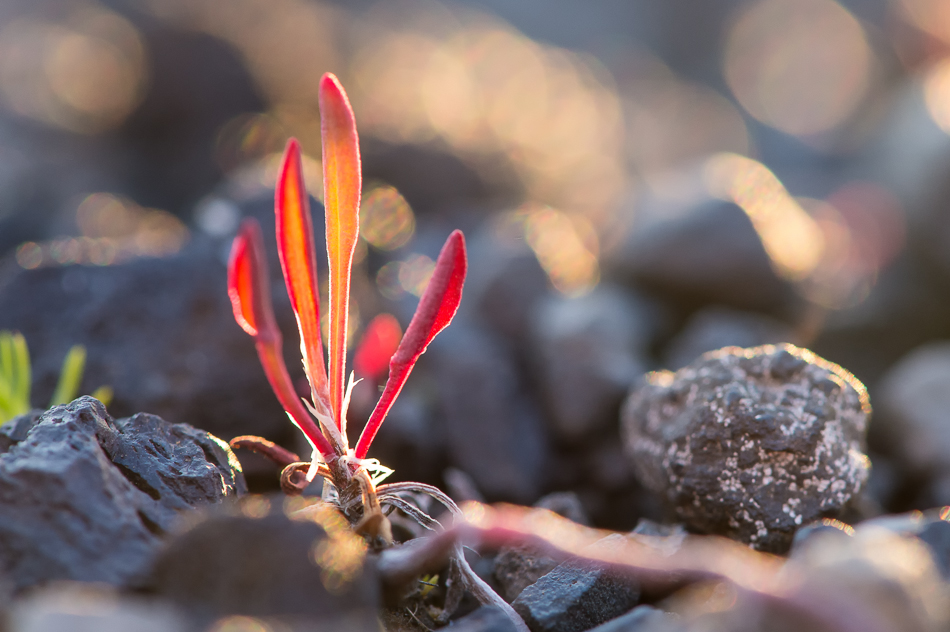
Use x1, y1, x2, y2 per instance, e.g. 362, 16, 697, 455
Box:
622, 344, 870, 552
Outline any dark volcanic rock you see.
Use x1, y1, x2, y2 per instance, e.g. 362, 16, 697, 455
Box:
607, 198, 794, 312
150, 500, 378, 630
449, 605, 522, 632
493, 546, 559, 603
663, 306, 795, 370
588, 605, 683, 632
529, 285, 651, 442
622, 344, 870, 551
429, 325, 550, 503
0, 397, 244, 592
511, 535, 639, 632
0, 240, 297, 450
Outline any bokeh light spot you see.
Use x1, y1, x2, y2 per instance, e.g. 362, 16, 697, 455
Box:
704, 153, 825, 281
924, 58, 950, 135
360, 185, 416, 251
0, 5, 147, 133
723, 0, 872, 136
398, 254, 436, 297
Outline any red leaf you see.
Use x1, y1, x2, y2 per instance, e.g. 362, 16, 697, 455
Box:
275, 139, 331, 416
354, 230, 467, 459
320, 72, 361, 433
227, 219, 336, 460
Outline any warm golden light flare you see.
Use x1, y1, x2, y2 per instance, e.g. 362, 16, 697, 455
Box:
292, 502, 368, 593
0, 5, 147, 133
723, 0, 872, 136
16, 192, 188, 270
207, 615, 273, 632
898, 0, 950, 46
924, 58, 950, 135
705, 153, 825, 281
500, 205, 600, 296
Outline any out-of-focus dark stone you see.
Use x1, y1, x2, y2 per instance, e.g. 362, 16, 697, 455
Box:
150, 499, 378, 630
448, 605, 522, 632
511, 535, 640, 632
428, 325, 550, 503
528, 285, 652, 443
607, 198, 795, 312
465, 233, 551, 342
587, 605, 683, 632
789, 518, 854, 558
535, 491, 589, 526
9, 583, 186, 632
0, 239, 298, 454
916, 518, 950, 580
0, 397, 244, 592
623, 344, 871, 552
876, 343, 950, 486
663, 306, 795, 370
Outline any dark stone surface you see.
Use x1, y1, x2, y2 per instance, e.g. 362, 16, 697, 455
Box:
0, 239, 299, 454
429, 325, 551, 503
528, 285, 651, 443
149, 500, 378, 630
587, 605, 683, 632
493, 546, 559, 603
0, 397, 244, 592
606, 198, 795, 313
663, 306, 796, 370
448, 605, 522, 632
623, 344, 871, 552
511, 535, 640, 632
915, 518, 950, 580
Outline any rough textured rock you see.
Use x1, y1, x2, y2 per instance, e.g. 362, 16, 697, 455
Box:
511, 535, 640, 632
493, 546, 560, 604
149, 499, 378, 630
622, 344, 871, 552
529, 285, 651, 442
0, 397, 244, 591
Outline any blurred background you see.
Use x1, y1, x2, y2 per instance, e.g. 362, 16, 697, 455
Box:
2, 0, 950, 526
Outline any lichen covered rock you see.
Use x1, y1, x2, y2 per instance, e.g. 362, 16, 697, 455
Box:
622, 344, 871, 552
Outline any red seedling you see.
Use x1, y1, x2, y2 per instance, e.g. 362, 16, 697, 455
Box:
227, 73, 466, 541
227, 73, 527, 632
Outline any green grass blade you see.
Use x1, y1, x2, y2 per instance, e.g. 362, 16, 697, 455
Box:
50, 345, 86, 407
0, 332, 13, 389
12, 332, 30, 410
90, 385, 113, 407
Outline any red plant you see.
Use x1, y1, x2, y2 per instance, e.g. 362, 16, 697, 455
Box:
226, 73, 467, 539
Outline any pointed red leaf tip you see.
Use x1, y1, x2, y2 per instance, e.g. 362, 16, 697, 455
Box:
354, 230, 467, 459
275, 138, 331, 416
354, 313, 402, 382
228, 219, 276, 341
320, 72, 361, 433
227, 218, 336, 460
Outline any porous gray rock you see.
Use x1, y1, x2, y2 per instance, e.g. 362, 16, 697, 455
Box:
622, 344, 871, 552
0, 397, 244, 591
511, 535, 640, 632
